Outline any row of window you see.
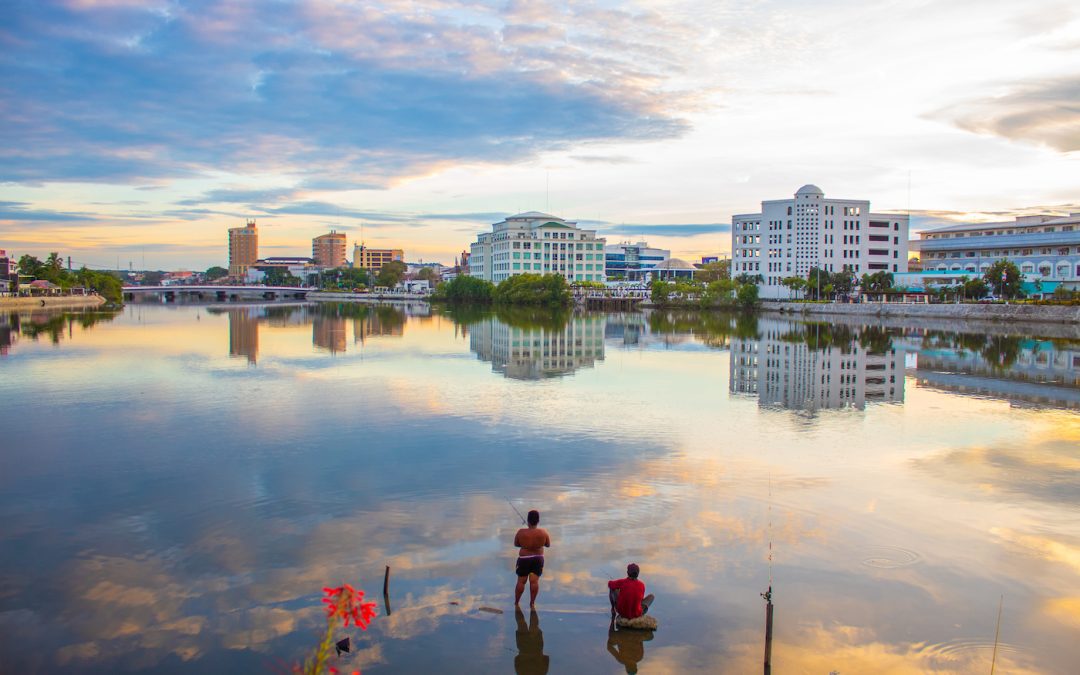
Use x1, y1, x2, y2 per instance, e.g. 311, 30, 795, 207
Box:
926, 224, 1075, 239
926, 247, 1078, 258
932, 263, 1079, 277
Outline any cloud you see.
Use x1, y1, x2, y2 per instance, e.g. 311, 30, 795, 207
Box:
0, 0, 699, 186
934, 76, 1080, 152
0, 201, 95, 222
177, 188, 303, 206
600, 223, 731, 238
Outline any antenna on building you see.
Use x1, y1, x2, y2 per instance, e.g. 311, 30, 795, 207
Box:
546, 170, 550, 212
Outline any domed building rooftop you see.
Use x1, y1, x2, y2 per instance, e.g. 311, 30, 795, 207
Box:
654, 258, 696, 270
509, 211, 559, 220
796, 184, 824, 196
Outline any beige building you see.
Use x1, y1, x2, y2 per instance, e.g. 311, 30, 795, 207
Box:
228, 220, 259, 278
354, 246, 404, 270
313, 231, 348, 269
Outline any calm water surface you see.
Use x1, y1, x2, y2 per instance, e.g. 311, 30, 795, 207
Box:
1, 303, 1078, 674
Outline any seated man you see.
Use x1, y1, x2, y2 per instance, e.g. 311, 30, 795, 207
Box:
608, 563, 654, 620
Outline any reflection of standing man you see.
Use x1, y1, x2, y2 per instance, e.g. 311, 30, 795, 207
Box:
514, 607, 549, 675
514, 510, 550, 608
606, 621, 653, 674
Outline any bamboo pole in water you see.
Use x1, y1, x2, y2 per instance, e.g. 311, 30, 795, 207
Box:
990, 594, 1003, 675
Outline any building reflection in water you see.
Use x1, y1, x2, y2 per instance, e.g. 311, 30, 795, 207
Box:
0, 312, 18, 356
227, 307, 260, 364
730, 318, 905, 411
218, 304, 411, 363
312, 313, 347, 354
354, 306, 406, 344
513, 608, 549, 675
908, 332, 1080, 409
470, 313, 605, 379
606, 621, 652, 674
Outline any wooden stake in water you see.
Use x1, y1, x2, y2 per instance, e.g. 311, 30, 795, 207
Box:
762, 585, 773, 675
382, 565, 392, 616
990, 594, 1003, 675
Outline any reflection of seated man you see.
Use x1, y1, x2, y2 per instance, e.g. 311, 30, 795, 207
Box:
608, 563, 654, 619
607, 621, 653, 674
514, 607, 549, 675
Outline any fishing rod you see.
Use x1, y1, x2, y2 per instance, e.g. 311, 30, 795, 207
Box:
506, 497, 526, 525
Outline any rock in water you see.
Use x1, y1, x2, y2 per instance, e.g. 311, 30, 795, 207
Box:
616, 615, 658, 630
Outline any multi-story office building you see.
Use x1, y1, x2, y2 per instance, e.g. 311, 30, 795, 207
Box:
468, 212, 606, 283
469, 314, 605, 379
732, 185, 909, 299
911, 213, 1080, 285
730, 317, 905, 411
312, 231, 347, 269
228, 220, 259, 279
604, 241, 670, 280
353, 246, 404, 271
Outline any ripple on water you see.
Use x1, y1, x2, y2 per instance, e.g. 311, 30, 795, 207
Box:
860, 545, 922, 569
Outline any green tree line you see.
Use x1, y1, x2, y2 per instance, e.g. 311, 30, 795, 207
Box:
16, 253, 124, 304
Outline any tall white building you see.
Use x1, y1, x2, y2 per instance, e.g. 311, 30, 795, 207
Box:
468, 212, 606, 283
732, 185, 909, 299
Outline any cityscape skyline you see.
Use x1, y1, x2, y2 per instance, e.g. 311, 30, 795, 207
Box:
2, 1, 1077, 270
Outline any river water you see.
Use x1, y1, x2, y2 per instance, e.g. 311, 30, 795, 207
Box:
1, 303, 1078, 674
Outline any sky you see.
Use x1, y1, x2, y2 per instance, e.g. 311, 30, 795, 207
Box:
1, 0, 1078, 270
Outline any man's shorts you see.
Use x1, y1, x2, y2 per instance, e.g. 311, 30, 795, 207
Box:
516, 556, 544, 577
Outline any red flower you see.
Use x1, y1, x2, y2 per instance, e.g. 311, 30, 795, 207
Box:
322, 584, 378, 630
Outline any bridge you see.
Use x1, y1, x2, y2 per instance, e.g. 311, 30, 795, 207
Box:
122, 285, 312, 302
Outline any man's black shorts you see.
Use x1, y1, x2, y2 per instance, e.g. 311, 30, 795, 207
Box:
516, 556, 544, 577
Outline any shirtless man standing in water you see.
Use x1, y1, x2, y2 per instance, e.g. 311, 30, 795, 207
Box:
514, 510, 551, 608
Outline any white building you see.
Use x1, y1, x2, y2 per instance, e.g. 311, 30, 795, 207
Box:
468, 212, 606, 284
732, 185, 909, 299
911, 213, 1080, 288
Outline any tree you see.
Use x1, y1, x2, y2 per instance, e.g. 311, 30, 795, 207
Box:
18, 254, 43, 277
736, 282, 759, 309
734, 272, 762, 285
205, 266, 228, 280
962, 276, 989, 300
983, 260, 1023, 299
263, 267, 299, 286
860, 271, 894, 294
651, 280, 673, 305
700, 278, 737, 307
375, 260, 407, 288
781, 276, 807, 299
336, 267, 371, 289
431, 275, 495, 304
416, 267, 438, 282
696, 260, 731, 283
492, 273, 571, 306
830, 271, 856, 299
806, 267, 829, 300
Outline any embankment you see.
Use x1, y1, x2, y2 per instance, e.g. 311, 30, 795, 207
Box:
765, 301, 1080, 326
0, 295, 107, 311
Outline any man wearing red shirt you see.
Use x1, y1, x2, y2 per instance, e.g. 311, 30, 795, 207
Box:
608, 563, 654, 619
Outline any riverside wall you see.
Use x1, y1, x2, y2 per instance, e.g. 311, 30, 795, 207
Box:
763, 301, 1080, 324
0, 295, 107, 310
